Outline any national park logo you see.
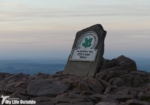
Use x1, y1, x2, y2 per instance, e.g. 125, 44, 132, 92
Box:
70, 31, 99, 61
77, 31, 98, 49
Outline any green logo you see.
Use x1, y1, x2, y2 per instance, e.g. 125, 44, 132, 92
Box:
82, 38, 93, 48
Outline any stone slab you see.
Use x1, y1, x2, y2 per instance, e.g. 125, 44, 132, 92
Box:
63, 24, 106, 77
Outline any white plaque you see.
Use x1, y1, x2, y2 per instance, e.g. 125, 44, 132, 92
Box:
70, 31, 99, 61
70, 49, 98, 61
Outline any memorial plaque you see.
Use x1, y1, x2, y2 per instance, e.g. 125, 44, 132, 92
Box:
64, 24, 106, 77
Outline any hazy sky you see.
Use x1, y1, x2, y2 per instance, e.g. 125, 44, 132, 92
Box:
0, 0, 150, 60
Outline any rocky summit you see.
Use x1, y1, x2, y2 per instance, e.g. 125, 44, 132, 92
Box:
0, 55, 150, 105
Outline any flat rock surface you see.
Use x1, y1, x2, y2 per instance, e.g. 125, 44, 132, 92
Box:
27, 80, 69, 96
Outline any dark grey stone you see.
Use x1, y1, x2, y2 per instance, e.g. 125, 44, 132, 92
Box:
126, 99, 150, 105
27, 80, 69, 96
64, 24, 106, 77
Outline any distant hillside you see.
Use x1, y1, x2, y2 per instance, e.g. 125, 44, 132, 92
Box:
0, 60, 66, 75
0, 58, 149, 75
133, 58, 150, 72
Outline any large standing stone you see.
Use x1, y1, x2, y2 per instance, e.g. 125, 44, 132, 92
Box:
64, 24, 106, 77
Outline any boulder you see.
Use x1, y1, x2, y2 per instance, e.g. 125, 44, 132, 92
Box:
114, 87, 130, 95
121, 74, 133, 87
126, 99, 150, 105
1, 73, 29, 83
0, 73, 12, 81
110, 78, 124, 87
140, 93, 150, 101
137, 92, 144, 98
116, 55, 137, 71
146, 84, 150, 94
130, 71, 147, 77
85, 77, 104, 93
27, 80, 69, 96
131, 75, 143, 87
56, 102, 94, 105
36, 102, 55, 105
96, 71, 108, 80
107, 94, 133, 102
99, 55, 137, 72
100, 59, 119, 71
78, 81, 90, 91
90, 94, 106, 100
96, 101, 119, 105
96, 99, 119, 105
10, 92, 28, 100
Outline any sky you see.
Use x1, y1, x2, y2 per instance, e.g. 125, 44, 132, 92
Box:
0, 0, 150, 60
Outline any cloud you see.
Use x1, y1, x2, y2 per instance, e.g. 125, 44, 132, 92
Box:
1, 2, 24, 7
1, 2, 150, 21
0, 38, 42, 44
127, 35, 150, 38
0, 30, 75, 46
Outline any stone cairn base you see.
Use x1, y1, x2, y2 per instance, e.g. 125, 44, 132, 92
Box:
0, 55, 150, 105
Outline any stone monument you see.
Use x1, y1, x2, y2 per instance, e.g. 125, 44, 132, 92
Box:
64, 24, 106, 77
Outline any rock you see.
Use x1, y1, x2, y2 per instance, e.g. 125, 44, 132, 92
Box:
99, 55, 138, 72
130, 71, 147, 77
129, 90, 137, 97
62, 75, 82, 84
131, 75, 143, 87
80, 90, 95, 95
56, 102, 94, 105
87, 96, 102, 104
0, 55, 149, 105
107, 95, 133, 102
70, 98, 89, 103
114, 87, 129, 95
98, 79, 111, 88
147, 73, 150, 77
27, 80, 69, 96
11, 92, 28, 100
29, 73, 49, 80
56, 71, 63, 75
32, 96, 51, 103
0, 73, 12, 81
56, 92, 70, 98
116, 55, 137, 71
105, 71, 117, 81
137, 92, 144, 98
96, 71, 107, 80
51, 98, 73, 103
103, 87, 111, 95
140, 93, 150, 101
69, 92, 85, 99
85, 77, 104, 93
15, 81, 28, 89
110, 78, 124, 87
0, 82, 6, 89
100, 59, 119, 71
121, 74, 133, 87
36, 102, 55, 105
78, 81, 90, 91
73, 102, 94, 105
1, 73, 29, 83
146, 84, 150, 94
96, 99, 119, 105
5, 85, 26, 93
70, 81, 80, 89
96, 101, 119, 105
126, 99, 150, 105
0, 81, 27, 93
